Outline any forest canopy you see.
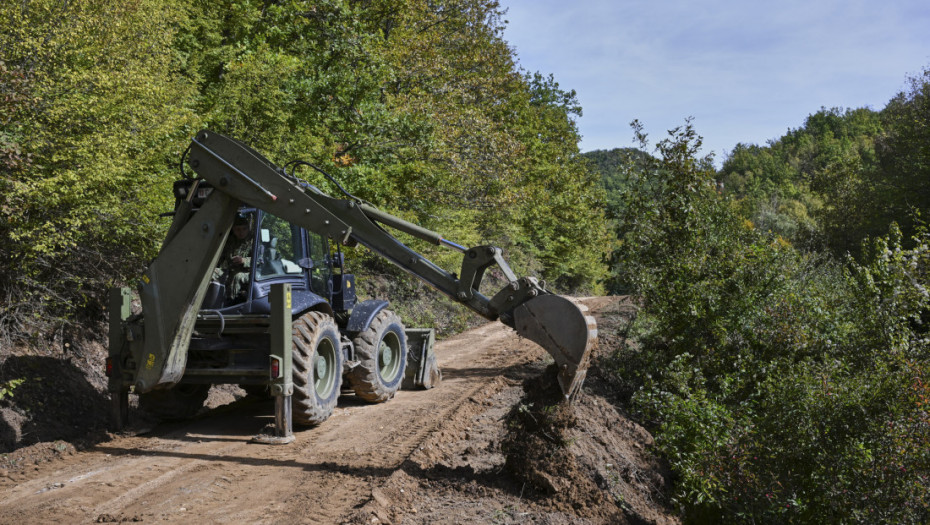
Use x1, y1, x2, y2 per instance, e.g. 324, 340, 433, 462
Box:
0, 0, 610, 342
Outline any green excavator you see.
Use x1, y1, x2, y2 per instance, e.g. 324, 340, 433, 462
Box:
107, 130, 597, 435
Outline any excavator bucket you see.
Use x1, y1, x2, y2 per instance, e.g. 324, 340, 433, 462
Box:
512, 295, 597, 399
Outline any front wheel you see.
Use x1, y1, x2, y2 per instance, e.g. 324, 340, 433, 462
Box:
347, 309, 407, 403
292, 311, 343, 426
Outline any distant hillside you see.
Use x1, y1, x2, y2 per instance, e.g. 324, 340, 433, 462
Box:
585, 65, 930, 260
582, 147, 653, 218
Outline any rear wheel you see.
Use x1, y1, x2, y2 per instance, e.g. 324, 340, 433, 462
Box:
292, 311, 343, 426
139, 384, 210, 419
347, 309, 407, 403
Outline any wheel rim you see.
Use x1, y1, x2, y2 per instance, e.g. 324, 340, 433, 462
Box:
314, 337, 338, 397
378, 331, 403, 382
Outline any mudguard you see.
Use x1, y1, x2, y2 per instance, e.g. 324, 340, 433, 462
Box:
345, 299, 390, 334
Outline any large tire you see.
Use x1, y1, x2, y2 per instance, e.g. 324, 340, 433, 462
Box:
292, 311, 343, 426
347, 309, 407, 403
139, 384, 210, 419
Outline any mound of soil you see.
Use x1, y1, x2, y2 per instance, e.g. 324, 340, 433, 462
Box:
503, 365, 674, 524
1, 440, 77, 483
0, 334, 246, 459
504, 366, 620, 521
0, 339, 111, 454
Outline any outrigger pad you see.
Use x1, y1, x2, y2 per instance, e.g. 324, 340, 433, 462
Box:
513, 295, 597, 399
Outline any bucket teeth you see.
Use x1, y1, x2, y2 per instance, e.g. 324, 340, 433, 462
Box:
512, 295, 597, 399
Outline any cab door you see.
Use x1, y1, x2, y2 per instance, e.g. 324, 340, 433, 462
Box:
306, 229, 332, 301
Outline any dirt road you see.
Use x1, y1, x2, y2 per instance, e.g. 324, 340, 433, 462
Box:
0, 310, 558, 523
0, 297, 676, 524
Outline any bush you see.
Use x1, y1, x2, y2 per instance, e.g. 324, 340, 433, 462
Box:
613, 121, 930, 523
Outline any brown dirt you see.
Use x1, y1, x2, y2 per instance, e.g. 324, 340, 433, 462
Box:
1, 338, 112, 453
0, 296, 678, 524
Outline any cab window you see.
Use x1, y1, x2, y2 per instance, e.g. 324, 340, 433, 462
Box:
308, 231, 332, 296
255, 213, 303, 281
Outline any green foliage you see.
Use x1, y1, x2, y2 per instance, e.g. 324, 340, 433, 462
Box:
719, 107, 883, 254
582, 147, 653, 220
0, 378, 25, 401
0, 0, 608, 344
613, 120, 930, 523
176, 0, 609, 294
716, 76, 930, 261
0, 0, 200, 341
0, 61, 32, 174
874, 67, 930, 243
509, 73, 611, 290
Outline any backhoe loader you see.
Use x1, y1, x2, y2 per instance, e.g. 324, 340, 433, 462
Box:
107, 130, 596, 433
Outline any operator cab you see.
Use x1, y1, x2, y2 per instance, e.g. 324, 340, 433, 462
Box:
201, 208, 342, 315
172, 179, 356, 316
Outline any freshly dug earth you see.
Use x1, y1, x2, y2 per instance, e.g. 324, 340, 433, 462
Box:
0, 339, 111, 454
501, 366, 673, 524
343, 297, 676, 525
0, 296, 678, 524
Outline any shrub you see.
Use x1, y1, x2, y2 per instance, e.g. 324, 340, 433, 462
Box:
613, 121, 930, 523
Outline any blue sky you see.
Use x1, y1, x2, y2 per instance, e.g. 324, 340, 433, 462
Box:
502, 0, 930, 164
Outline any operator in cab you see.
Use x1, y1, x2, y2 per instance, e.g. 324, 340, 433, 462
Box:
214, 212, 253, 303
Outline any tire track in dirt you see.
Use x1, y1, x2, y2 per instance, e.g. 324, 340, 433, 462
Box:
0, 318, 543, 524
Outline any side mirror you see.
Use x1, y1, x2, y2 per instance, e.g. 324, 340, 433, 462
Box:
297, 257, 314, 270
330, 252, 345, 269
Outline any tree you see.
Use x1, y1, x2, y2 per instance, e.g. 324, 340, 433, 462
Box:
614, 118, 930, 523
0, 0, 199, 341
875, 67, 930, 240
718, 107, 884, 255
